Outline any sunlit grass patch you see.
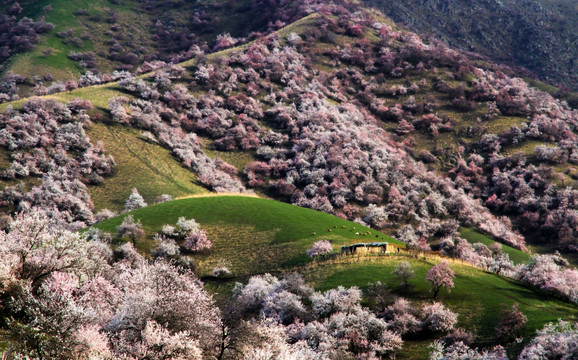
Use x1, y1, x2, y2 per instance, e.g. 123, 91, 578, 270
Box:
87, 123, 206, 211
92, 195, 403, 275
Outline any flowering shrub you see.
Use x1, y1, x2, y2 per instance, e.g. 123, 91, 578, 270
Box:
422, 302, 458, 332
152, 217, 212, 253
306, 240, 332, 257
519, 320, 578, 360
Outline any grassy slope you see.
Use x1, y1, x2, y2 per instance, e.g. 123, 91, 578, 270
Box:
0, 11, 570, 255
87, 123, 207, 211
92, 195, 576, 359
6, 0, 145, 84
3, 0, 293, 92
0, 82, 209, 212
0, 12, 322, 109
92, 195, 403, 276
305, 257, 577, 359
0, 14, 322, 210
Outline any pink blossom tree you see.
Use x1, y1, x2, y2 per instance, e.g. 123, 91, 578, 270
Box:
183, 230, 212, 252
383, 298, 421, 335
171, 217, 212, 253
426, 261, 455, 298
105, 260, 221, 358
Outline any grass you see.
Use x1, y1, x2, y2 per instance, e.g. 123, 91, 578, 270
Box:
0, 13, 326, 211
0, 92, 206, 211
303, 257, 577, 359
86, 123, 207, 211
459, 228, 531, 264
90, 195, 576, 359
0, 80, 129, 114
5, 0, 278, 89
91, 195, 404, 276
484, 115, 528, 135
55, 84, 131, 111
6, 0, 143, 84
201, 137, 257, 171
502, 140, 551, 157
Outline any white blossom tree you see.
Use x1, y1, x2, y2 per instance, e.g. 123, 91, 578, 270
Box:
306, 240, 332, 258
426, 261, 455, 298
124, 188, 147, 212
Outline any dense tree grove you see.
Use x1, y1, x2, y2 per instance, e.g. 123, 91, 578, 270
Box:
112, 24, 524, 251
446, 75, 578, 252
0, 220, 456, 360
229, 273, 462, 359
0, 207, 574, 359
517, 253, 578, 303
0, 98, 115, 225
0, 4, 54, 64
0, 208, 220, 359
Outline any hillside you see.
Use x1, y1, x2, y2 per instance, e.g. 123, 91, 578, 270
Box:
306, 259, 577, 359
0, 0, 314, 99
0, 2, 577, 359
364, 0, 578, 91
92, 195, 405, 276
92, 195, 577, 359
1, 4, 578, 257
